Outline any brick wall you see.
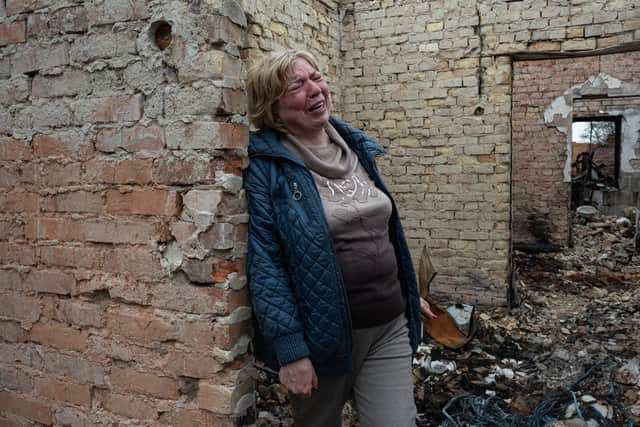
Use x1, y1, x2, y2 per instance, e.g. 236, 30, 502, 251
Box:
512, 51, 640, 244
339, 0, 640, 305
244, 0, 343, 113
2, 0, 640, 423
0, 1, 252, 425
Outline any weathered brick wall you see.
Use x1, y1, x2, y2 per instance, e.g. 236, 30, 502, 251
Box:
1, 1, 252, 425
512, 57, 599, 245
340, 1, 511, 305
513, 51, 640, 243
244, 0, 343, 113
2, 0, 639, 422
339, 0, 639, 305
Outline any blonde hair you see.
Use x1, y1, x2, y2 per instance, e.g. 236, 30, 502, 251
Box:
246, 50, 322, 132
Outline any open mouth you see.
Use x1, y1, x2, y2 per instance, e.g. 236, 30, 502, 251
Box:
308, 101, 325, 112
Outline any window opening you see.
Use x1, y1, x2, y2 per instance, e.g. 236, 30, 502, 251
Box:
570, 116, 621, 209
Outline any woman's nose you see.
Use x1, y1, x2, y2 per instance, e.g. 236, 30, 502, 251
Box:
307, 80, 321, 96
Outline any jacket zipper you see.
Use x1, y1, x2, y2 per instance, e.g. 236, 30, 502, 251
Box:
291, 181, 302, 201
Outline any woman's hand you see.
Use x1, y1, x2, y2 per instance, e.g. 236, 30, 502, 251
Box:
421, 298, 437, 320
278, 357, 318, 399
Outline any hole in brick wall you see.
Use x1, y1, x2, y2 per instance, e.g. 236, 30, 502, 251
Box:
473, 106, 485, 116
178, 376, 199, 399
86, 289, 110, 302
151, 21, 172, 51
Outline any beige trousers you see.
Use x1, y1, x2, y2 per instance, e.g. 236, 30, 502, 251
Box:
290, 314, 417, 427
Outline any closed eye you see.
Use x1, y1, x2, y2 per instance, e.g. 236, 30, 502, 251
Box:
288, 80, 303, 91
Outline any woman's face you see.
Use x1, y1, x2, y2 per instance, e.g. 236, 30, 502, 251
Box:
277, 58, 330, 136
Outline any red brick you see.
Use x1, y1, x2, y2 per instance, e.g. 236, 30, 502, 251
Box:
181, 258, 214, 284
149, 277, 231, 315
31, 131, 94, 160
0, 191, 37, 213
29, 218, 155, 244
86, 0, 149, 25
38, 245, 104, 270
167, 122, 248, 150
214, 319, 251, 350
11, 43, 69, 74
42, 191, 103, 214
177, 320, 215, 351
83, 219, 156, 244
197, 382, 236, 415
216, 123, 248, 149
0, 294, 40, 323
0, 167, 23, 189
113, 158, 153, 184
222, 158, 246, 176
173, 409, 217, 427
33, 134, 69, 157
94, 95, 143, 123
5, 0, 57, 15
28, 6, 87, 35
478, 154, 496, 163
105, 189, 181, 216
26, 12, 48, 35
84, 158, 153, 184
0, 21, 25, 47
170, 221, 197, 246
32, 69, 91, 99
0, 138, 31, 160
0, 391, 52, 424
42, 351, 106, 386
213, 259, 236, 283
201, 223, 234, 250
100, 391, 157, 420
122, 124, 165, 151
98, 126, 164, 153
233, 223, 248, 242
227, 286, 251, 314
0, 220, 24, 240
0, 164, 36, 188
25, 269, 76, 295
26, 218, 82, 242
35, 376, 91, 407
163, 350, 223, 379
39, 162, 82, 186
218, 88, 247, 115
0, 364, 33, 393
153, 157, 214, 185
103, 246, 163, 280
106, 305, 177, 343
0, 417, 21, 427
49, 299, 104, 328
0, 321, 29, 342
110, 367, 179, 400
203, 15, 245, 47
30, 322, 87, 352
0, 243, 35, 265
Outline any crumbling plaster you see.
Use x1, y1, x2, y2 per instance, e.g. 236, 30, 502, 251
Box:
544, 73, 640, 181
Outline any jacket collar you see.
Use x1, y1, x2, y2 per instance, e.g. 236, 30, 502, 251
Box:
249, 116, 385, 156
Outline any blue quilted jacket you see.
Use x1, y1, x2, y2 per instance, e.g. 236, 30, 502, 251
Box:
245, 117, 422, 376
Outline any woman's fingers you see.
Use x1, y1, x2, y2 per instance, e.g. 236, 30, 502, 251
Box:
420, 298, 438, 319
279, 357, 317, 398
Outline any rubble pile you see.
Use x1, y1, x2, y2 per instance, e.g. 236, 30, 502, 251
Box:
254, 213, 639, 426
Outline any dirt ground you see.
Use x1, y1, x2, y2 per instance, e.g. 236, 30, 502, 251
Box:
255, 213, 640, 426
